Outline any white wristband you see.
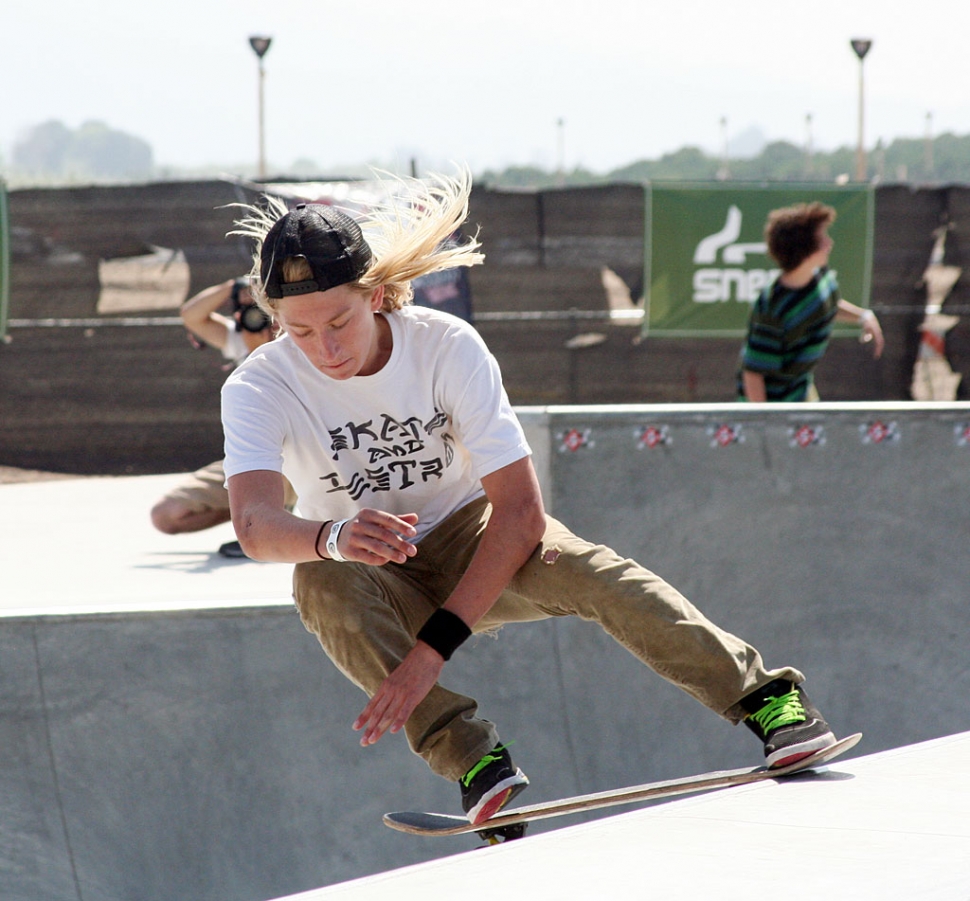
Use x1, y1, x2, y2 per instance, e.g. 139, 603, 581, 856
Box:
326, 518, 349, 562
858, 309, 874, 326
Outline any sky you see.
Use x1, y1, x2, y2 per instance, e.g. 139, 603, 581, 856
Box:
2, 0, 968, 178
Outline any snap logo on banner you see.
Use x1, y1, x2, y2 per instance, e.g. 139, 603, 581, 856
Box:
692, 205, 777, 304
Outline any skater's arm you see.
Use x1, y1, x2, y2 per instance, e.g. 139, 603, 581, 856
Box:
228, 469, 320, 561
353, 456, 546, 746
228, 469, 418, 563
436, 455, 546, 628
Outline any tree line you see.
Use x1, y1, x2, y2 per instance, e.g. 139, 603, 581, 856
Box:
3, 118, 966, 188
480, 133, 965, 189
6, 120, 153, 185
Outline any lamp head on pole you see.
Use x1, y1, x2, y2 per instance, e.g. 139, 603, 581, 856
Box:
249, 36, 272, 59
850, 38, 872, 61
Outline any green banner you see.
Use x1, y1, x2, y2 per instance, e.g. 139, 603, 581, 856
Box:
644, 183, 874, 337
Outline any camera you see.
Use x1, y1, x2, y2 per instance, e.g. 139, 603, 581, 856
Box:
238, 304, 272, 333
231, 277, 271, 333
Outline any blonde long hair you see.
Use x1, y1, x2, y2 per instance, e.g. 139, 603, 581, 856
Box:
230, 168, 484, 314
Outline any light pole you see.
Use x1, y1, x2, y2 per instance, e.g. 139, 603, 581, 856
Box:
249, 36, 272, 180
556, 118, 565, 185
925, 111, 934, 179
850, 38, 872, 182
805, 112, 814, 178
717, 116, 729, 181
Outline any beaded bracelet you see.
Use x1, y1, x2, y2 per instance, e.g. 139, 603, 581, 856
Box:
313, 521, 330, 560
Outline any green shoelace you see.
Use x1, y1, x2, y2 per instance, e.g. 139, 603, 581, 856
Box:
461, 743, 513, 787
748, 689, 806, 732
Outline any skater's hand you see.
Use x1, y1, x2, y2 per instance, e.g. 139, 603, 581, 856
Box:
336, 510, 419, 566
353, 643, 444, 746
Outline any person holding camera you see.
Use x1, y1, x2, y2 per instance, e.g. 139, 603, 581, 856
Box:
180, 276, 274, 364
151, 277, 293, 557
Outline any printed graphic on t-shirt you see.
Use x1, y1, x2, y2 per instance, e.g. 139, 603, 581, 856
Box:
320, 409, 454, 500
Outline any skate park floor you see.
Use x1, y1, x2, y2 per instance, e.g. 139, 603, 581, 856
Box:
0, 472, 294, 616
2, 462, 970, 901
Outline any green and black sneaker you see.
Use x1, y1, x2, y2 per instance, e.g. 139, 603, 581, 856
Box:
741, 680, 836, 769
460, 743, 529, 825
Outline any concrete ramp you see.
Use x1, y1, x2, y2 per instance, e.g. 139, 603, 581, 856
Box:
270, 731, 970, 901
2, 403, 970, 900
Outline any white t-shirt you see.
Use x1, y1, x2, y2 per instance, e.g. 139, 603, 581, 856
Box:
221, 305, 530, 541
219, 327, 249, 366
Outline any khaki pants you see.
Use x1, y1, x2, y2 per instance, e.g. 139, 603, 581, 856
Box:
293, 497, 801, 782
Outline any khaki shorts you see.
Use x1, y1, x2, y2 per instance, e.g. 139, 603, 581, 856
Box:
165, 460, 296, 514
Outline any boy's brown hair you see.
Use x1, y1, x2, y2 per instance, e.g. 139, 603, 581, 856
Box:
764, 201, 836, 272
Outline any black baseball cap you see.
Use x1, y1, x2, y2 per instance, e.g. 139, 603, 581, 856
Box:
260, 203, 373, 299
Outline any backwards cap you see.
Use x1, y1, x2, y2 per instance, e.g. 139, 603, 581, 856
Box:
260, 203, 373, 299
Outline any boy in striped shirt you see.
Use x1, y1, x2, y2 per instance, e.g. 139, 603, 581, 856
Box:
738, 202, 883, 402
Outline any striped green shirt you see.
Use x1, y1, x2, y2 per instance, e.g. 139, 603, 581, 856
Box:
737, 267, 839, 401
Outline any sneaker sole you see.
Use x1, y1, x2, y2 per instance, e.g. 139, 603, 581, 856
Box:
766, 731, 836, 769
467, 770, 528, 826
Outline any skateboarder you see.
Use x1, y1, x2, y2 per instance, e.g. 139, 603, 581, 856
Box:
222, 171, 838, 826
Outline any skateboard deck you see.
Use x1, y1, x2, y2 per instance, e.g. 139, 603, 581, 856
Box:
384, 732, 862, 838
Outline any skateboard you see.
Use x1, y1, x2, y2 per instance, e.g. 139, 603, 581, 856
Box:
384, 732, 862, 842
